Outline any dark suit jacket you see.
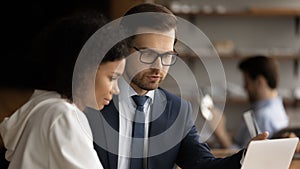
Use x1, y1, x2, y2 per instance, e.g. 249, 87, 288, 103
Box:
0, 147, 9, 169
85, 88, 243, 169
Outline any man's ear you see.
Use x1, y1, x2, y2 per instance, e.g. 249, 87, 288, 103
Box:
256, 75, 267, 87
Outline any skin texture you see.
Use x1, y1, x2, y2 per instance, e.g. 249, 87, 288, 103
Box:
94, 59, 126, 110
242, 72, 277, 103
124, 29, 175, 96
242, 72, 259, 103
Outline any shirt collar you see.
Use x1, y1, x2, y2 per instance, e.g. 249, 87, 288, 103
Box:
128, 85, 154, 104
252, 96, 282, 111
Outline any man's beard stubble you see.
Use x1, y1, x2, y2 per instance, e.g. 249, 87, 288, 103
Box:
131, 74, 161, 91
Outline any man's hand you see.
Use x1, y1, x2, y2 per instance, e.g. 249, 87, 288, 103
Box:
246, 131, 269, 148
252, 131, 269, 141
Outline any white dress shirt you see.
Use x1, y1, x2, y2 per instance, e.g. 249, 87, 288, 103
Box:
117, 78, 154, 169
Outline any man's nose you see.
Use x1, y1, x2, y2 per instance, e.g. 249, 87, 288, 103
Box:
150, 56, 163, 69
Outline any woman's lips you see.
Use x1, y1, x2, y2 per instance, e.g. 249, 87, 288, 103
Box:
103, 98, 111, 105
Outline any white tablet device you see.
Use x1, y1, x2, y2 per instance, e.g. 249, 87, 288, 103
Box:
243, 110, 261, 138
241, 137, 299, 169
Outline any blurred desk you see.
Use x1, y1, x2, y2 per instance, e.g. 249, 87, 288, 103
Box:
290, 160, 300, 169
290, 154, 300, 169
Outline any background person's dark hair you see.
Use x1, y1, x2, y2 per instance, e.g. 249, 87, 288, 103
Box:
32, 10, 129, 101
238, 55, 279, 89
120, 3, 177, 48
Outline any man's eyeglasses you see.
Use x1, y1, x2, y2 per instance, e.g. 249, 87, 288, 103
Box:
133, 47, 178, 66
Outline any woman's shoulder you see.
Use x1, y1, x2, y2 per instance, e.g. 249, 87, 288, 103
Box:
26, 90, 78, 123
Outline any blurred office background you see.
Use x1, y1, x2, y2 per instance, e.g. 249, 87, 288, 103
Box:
3, 0, 299, 147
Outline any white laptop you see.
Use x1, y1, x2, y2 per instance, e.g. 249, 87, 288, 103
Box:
241, 137, 299, 169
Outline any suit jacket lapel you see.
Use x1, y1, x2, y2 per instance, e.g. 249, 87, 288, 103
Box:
100, 95, 119, 169
101, 96, 119, 131
149, 89, 172, 136
148, 89, 175, 169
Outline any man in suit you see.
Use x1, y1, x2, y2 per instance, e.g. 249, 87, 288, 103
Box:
85, 3, 268, 169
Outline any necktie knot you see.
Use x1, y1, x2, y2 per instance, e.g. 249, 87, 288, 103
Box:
132, 95, 148, 111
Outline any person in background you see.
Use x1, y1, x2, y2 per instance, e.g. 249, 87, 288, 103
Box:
213, 55, 289, 149
86, 3, 269, 169
0, 10, 128, 168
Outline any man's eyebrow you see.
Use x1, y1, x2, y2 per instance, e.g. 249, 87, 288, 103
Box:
137, 47, 175, 54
